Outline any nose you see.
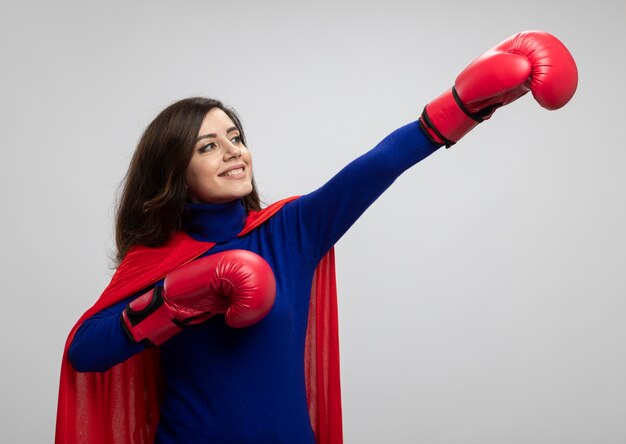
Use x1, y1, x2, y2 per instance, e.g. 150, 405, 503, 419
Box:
223, 139, 242, 159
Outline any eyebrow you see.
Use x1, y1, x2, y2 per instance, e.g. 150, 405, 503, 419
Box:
196, 126, 239, 142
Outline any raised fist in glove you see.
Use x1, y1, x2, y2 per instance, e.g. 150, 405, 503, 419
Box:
121, 249, 276, 345
419, 30, 578, 147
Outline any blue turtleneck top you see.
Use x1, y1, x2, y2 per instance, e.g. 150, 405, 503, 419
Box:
68, 121, 439, 443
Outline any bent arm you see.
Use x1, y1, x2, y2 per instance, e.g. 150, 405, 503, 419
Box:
68, 283, 162, 372
279, 120, 440, 260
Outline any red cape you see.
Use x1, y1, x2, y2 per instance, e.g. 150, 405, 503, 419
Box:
55, 196, 343, 443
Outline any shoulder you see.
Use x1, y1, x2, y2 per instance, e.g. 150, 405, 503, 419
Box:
240, 196, 301, 236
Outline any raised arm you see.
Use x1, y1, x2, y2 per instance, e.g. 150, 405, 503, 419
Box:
278, 31, 577, 261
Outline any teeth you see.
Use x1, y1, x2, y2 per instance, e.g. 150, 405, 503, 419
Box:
223, 167, 244, 177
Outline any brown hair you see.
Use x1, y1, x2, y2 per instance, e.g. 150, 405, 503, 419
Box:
113, 97, 261, 267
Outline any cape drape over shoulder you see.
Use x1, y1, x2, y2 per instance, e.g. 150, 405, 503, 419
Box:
55, 196, 343, 443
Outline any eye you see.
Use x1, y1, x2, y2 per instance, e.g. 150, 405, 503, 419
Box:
231, 135, 242, 144
199, 142, 216, 153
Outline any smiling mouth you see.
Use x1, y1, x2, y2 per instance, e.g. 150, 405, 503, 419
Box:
219, 167, 245, 177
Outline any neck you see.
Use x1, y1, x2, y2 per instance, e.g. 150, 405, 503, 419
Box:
182, 199, 246, 243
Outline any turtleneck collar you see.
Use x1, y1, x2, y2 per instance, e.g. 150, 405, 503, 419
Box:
182, 199, 246, 243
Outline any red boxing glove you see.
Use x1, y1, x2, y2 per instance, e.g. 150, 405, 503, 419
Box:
121, 250, 276, 345
419, 30, 578, 147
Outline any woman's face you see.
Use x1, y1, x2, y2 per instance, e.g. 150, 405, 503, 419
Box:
185, 107, 253, 204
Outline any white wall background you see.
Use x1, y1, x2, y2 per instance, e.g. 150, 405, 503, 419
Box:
1, 0, 624, 442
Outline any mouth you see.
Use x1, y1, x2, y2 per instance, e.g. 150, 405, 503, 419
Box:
219, 164, 246, 178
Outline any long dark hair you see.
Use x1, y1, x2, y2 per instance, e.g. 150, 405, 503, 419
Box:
113, 97, 261, 267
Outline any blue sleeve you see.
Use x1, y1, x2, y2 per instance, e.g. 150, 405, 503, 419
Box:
68, 280, 164, 372
279, 121, 440, 260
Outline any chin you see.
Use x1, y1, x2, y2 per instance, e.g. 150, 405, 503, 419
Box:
239, 183, 254, 196
229, 186, 253, 201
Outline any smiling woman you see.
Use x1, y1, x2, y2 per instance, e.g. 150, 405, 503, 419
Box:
186, 108, 254, 205
56, 30, 577, 444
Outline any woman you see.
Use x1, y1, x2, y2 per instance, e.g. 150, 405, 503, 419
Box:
56, 31, 577, 443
